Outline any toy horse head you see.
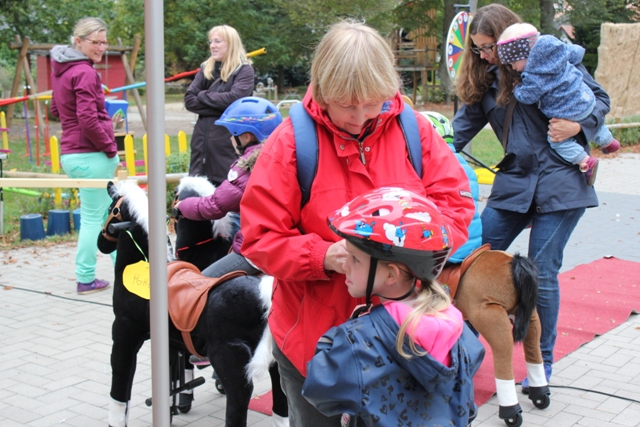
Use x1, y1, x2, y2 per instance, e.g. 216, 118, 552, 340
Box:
173, 176, 234, 271
98, 181, 150, 255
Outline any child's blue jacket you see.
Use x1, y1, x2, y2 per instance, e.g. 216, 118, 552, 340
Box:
302, 305, 485, 427
515, 35, 594, 119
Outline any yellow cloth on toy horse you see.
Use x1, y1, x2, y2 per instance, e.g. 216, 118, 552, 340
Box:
167, 261, 246, 357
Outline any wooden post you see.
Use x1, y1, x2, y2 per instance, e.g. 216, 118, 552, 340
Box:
21, 53, 46, 141
117, 38, 147, 131
7, 35, 29, 127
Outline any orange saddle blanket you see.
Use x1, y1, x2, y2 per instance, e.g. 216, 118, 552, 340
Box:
167, 261, 245, 357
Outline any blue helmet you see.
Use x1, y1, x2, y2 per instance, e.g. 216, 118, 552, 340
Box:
215, 97, 283, 142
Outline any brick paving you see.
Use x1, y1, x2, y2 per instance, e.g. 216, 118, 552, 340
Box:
1, 154, 639, 427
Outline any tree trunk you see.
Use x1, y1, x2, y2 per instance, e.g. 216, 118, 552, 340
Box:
539, 0, 557, 35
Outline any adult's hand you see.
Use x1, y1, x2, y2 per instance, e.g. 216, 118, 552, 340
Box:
324, 240, 348, 274
548, 118, 581, 142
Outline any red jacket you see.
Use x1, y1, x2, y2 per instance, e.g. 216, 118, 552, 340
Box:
240, 88, 474, 375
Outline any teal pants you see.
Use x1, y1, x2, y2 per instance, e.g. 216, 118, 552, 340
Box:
61, 152, 120, 283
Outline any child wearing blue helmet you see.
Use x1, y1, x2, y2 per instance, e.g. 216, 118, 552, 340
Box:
174, 96, 282, 278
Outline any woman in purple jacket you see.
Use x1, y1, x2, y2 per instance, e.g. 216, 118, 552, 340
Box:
175, 97, 282, 277
50, 17, 119, 295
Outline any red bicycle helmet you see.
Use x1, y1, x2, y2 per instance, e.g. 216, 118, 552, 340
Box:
329, 187, 452, 282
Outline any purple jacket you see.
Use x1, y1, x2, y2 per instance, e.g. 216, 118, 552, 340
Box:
178, 144, 261, 254
50, 45, 117, 158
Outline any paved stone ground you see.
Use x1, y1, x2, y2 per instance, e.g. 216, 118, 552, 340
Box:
0, 154, 638, 427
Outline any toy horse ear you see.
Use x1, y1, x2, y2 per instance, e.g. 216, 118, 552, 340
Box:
107, 181, 116, 198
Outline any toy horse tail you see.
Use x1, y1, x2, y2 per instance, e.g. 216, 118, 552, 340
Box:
511, 253, 539, 342
245, 275, 275, 381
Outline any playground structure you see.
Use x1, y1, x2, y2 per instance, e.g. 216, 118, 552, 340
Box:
387, 9, 440, 104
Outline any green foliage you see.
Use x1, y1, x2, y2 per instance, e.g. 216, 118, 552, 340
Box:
606, 116, 640, 147
566, 0, 640, 74
166, 151, 190, 174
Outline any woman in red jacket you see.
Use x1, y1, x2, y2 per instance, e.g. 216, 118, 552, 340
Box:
50, 17, 119, 295
240, 20, 475, 427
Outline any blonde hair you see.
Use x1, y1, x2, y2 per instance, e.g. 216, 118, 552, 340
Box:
72, 17, 107, 47
310, 19, 400, 108
396, 278, 451, 359
203, 25, 251, 82
455, 4, 522, 106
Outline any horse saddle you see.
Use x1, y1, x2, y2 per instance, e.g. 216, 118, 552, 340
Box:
167, 261, 246, 358
437, 243, 491, 298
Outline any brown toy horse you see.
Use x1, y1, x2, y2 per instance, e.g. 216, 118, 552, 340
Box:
439, 244, 550, 427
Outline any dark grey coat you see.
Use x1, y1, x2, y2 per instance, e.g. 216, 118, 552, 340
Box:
184, 62, 254, 185
453, 64, 607, 213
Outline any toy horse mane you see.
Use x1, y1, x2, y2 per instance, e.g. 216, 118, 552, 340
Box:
177, 176, 216, 197
112, 180, 150, 234
176, 176, 233, 238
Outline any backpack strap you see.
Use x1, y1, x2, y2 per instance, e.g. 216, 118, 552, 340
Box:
291, 101, 422, 207
290, 102, 318, 207
397, 102, 422, 178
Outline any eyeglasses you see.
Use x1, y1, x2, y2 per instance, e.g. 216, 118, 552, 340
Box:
470, 43, 496, 55
84, 39, 109, 47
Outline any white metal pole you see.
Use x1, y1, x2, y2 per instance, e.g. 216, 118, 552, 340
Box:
144, 0, 170, 425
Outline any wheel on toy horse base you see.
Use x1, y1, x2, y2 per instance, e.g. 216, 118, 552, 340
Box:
144, 349, 205, 420
498, 383, 550, 427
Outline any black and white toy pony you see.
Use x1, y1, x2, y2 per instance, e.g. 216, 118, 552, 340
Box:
99, 180, 287, 427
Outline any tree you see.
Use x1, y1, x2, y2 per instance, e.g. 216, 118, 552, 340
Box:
565, 0, 640, 74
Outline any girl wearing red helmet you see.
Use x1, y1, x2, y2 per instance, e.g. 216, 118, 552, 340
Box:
302, 188, 484, 427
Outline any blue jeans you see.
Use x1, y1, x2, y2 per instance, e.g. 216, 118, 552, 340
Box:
480, 205, 586, 367
61, 152, 120, 283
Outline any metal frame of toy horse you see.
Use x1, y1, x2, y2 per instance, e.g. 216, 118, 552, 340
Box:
452, 248, 551, 427
100, 181, 279, 427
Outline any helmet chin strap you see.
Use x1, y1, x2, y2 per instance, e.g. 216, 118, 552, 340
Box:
375, 279, 417, 302
351, 257, 378, 319
233, 135, 245, 154
234, 135, 260, 155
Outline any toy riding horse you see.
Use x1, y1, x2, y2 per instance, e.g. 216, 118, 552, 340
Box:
439, 245, 550, 427
172, 176, 288, 422
100, 180, 286, 427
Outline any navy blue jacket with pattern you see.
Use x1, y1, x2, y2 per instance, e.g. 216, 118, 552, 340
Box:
302, 305, 485, 427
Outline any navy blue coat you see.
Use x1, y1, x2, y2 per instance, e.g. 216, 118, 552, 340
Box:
453, 65, 606, 213
302, 306, 485, 427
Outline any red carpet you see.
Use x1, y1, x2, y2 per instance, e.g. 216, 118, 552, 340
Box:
248, 257, 640, 414
249, 390, 273, 415
473, 256, 640, 405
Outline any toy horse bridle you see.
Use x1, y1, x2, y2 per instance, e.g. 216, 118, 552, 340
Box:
101, 196, 125, 242
171, 192, 216, 254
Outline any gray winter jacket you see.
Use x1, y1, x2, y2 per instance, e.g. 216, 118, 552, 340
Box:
184, 63, 254, 185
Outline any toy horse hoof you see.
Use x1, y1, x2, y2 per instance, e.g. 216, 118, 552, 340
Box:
499, 403, 523, 427
177, 392, 193, 413
528, 385, 551, 409
215, 379, 226, 395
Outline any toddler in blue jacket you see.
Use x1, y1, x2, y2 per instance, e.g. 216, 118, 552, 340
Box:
497, 22, 619, 186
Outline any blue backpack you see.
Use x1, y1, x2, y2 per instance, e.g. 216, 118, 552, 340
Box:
288, 102, 481, 262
